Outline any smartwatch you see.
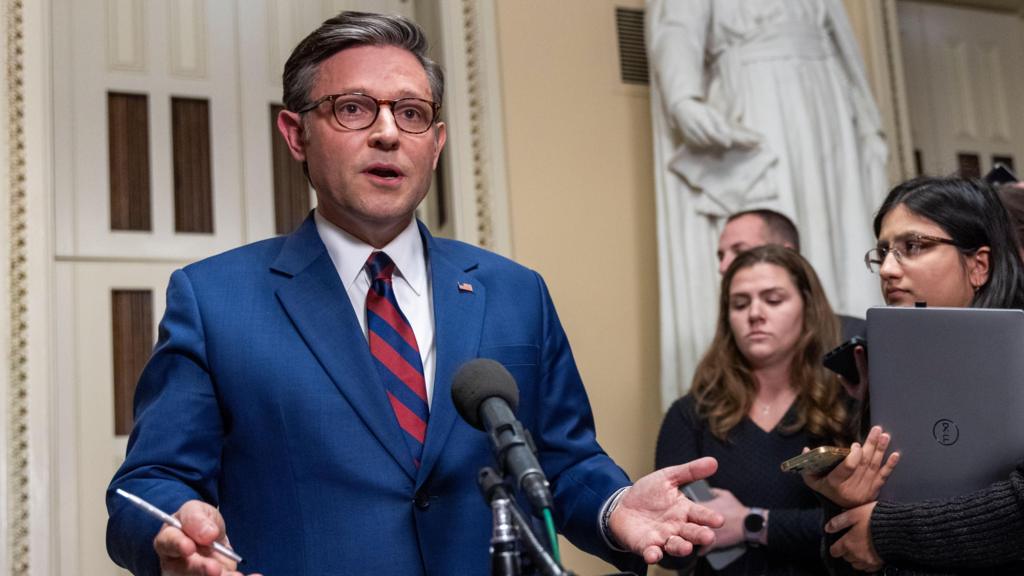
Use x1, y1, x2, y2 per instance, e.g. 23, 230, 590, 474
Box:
743, 507, 768, 546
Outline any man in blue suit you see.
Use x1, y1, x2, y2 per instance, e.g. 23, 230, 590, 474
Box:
106, 11, 723, 576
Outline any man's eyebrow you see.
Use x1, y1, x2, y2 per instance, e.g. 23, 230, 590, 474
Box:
348, 87, 436, 99
328, 87, 432, 100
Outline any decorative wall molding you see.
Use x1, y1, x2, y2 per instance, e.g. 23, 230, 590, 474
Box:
459, 0, 492, 248
844, 0, 915, 184
879, 0, 915, 182
437, 0, 511, 255
106, 0, 145, 71
170, 0, 209, 78
5, 0, 31, 571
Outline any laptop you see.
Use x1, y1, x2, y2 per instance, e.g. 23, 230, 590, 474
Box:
868, 306, 1024, 502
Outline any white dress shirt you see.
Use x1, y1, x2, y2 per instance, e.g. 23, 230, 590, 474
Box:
314, 211, 436, 406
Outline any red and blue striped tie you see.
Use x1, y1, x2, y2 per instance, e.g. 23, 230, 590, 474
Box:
365, 251, 429, 467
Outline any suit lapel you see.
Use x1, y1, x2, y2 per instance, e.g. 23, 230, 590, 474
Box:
272, 217, 417, 481
416, 225, 486, 487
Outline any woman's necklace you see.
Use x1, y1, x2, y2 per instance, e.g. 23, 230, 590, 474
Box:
756, 389, 795, 417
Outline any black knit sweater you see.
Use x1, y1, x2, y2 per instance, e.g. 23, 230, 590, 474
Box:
867, 462, 1024, 575
656, 395, 831, 575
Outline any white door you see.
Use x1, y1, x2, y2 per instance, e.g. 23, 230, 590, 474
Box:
899, 1, 1024, 178
53, 0, 418, 573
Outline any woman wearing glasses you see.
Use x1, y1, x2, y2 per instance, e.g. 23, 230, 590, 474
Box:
810, 176, 1024, 573
656, 244, 853, 575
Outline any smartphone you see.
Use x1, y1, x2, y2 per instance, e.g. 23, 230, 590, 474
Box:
681, 478, 715, 501
780, 446, 851, 475
680, 480, 746, 569
823, 336, 866, 384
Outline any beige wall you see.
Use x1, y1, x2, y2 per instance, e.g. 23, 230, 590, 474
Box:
494, 0, 663, 573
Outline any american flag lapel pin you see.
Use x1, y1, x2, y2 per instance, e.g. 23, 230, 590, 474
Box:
457, 281, 474, 293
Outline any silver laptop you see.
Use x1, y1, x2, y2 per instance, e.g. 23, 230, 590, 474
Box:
868, 306, 1024, 502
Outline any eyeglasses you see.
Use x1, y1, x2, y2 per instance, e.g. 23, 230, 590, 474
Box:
864, 233, 960, 273
296, 92, 441, 134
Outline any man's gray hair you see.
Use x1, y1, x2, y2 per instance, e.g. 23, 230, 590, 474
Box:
282, 11, 444, 112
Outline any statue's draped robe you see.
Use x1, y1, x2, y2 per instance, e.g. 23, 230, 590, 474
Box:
647, 0, 887, 405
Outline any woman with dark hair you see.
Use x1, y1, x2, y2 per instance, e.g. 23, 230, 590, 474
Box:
813, 176, 1024, 573
656, 245, 853, 575
868, 176, 1024, 310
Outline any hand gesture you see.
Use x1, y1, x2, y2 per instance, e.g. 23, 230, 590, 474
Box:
826, 501, 883, 572
803, 425, 900, 509
672, 99, 762, 151
608, 457, 725, 564
154, 500, 258, 576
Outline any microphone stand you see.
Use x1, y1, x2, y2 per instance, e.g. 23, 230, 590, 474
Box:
479, 467, 640, 576
479, 467, 575, 576
489, 497, 521, 576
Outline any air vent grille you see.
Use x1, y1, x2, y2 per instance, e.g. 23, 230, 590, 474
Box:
615, 7, 649, 85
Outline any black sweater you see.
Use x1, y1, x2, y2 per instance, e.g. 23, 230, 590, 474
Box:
656, 395, 830, 575
868, 462, 1024, 575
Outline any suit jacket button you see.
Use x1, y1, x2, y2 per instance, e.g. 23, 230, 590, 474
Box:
414, 493, 431, 510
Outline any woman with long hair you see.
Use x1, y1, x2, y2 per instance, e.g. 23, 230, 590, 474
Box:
814, 176, 1024, 573
656, 244, 852, 575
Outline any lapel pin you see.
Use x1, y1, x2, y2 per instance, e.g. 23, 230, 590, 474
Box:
457, 281, 474, 293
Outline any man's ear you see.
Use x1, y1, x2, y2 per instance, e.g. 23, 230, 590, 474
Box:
968, 246, 991, 289
431, 121, 447, 169
276, 109, 307, 162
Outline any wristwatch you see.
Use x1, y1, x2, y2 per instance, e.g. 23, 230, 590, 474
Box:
743, 507, 768, 546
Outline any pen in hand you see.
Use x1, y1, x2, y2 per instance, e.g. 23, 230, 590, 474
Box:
115, 488, 243, 563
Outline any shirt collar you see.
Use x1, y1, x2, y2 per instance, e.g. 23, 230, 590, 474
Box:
314, 211, 427, 295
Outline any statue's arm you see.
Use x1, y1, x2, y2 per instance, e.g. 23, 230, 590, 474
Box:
646, 0, 759, 150
646, 0, 710, 105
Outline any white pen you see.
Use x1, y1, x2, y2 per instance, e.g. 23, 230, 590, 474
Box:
115, 488, 243, 563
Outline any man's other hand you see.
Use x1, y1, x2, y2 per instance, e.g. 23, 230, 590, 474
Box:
153, 499, 259, 576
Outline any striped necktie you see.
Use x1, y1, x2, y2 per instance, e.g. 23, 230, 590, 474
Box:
365, 251, 429, 467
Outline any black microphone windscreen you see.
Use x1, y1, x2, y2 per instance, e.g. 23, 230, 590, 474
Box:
451, 358, 519, 430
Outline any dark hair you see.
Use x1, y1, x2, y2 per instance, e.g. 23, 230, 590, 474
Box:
873, 176, 1024, 309
996, 184, 1024, 252
691, 245, 848, 443
727, 209, 801, 253
282, 11, 444, 112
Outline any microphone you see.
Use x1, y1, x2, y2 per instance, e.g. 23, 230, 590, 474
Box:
452, 359, 555, 512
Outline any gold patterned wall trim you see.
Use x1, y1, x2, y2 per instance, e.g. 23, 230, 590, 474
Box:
459, 0, 492, 249
6, 0, 30, 572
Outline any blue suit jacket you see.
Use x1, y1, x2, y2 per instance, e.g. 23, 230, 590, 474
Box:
106, 217, 637, 575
